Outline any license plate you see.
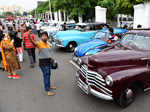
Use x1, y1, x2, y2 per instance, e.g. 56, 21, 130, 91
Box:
78, 79, 89, 94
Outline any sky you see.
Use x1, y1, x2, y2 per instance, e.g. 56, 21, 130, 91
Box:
0, 0, 47, 11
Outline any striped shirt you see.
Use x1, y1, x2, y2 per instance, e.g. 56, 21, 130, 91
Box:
23, 31, 36, 48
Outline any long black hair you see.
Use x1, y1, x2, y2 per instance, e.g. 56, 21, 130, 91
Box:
0, 31, 4, 42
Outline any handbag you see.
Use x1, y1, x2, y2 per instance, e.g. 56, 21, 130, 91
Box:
50, 58, 58, 69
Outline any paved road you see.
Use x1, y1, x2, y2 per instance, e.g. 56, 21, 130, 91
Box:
0, 45, 150, 112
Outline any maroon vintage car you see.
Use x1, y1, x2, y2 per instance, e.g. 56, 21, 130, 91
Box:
76, 30, 150, 107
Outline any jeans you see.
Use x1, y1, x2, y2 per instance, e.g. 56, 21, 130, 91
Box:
26, 48, 36, 65
40, 66, 51, 92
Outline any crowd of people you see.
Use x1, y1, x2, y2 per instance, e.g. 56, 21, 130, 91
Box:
0, 19, 56, 96
0, 18, 120, 96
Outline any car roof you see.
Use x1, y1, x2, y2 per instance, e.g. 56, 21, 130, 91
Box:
76, 22, 107, 26
98, 28, 128, 34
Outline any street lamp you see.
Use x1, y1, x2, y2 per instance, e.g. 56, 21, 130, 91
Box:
49, 0, 52, 21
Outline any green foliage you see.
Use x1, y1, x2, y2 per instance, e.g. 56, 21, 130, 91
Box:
30, 0, 150, 22
36, 1, 50, 13
98, 0, 117, 21
3, 11, 14, 16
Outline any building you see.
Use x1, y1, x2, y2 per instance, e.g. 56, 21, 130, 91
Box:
0, 5, 23, 14
134, 1, 150, 29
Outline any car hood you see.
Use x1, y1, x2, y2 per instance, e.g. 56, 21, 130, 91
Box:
88, 50, 150, 71
75, 39, 107, 57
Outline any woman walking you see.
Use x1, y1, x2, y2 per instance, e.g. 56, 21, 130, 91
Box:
1, 34, 21, 79
29, 31, 56, 96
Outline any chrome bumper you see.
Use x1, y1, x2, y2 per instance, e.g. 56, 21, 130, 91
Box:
90, 89, 113, 101
53, 42, 64, 47
77, 73, 113, 101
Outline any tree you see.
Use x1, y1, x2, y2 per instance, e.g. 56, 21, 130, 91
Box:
36, 1, 50, 14
30, 0, 150, 22
15, 12, 22, 16
3, 11, 14, 16
53, 0, 98, 22
98, 0, 117, 21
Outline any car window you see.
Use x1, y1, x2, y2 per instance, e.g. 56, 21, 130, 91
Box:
121, 34, 135, 47
121, 33, 150, 50
133, 35, 150, 50
95, 31, 106, 39
95, 25, 103, 30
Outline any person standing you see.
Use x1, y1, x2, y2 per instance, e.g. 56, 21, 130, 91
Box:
63, 22, 67, 31
36, 23, 40, 37
13, 20, 16, 30
14, 32, 23, 62
26, 21, 30, 27
1, 34, 21, 79
19, 24, 26, 38
29, 31, 56, 96
23, 27, 36, 68
0, 25, 4, 70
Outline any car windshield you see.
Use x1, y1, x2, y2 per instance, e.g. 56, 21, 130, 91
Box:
121, 33, 150, 50
94, 31, 111, 40
95, 31, 106, 39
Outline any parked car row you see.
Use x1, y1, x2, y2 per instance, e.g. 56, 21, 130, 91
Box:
42, 21, 150, 108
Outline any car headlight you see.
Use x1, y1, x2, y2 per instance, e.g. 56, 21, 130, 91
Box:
85, 52, 89, 56
105, 76, 113, 87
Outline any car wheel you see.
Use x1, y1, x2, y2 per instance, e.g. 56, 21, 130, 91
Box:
118, 88, 135, 108
67, 42, 77, 52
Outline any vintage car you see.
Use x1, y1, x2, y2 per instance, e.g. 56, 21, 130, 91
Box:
53, 23, 108, 52
76, 30, 150, 107
73, 28, 127, 57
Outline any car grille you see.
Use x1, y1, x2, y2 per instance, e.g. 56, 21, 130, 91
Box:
79, 65, 112, 96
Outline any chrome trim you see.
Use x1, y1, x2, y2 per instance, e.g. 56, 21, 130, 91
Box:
55, 44, 64, 47
88, 70, 103, 79
78, 65, 113, 96
90, 89, 113, 101
77, 77, 113, 101
70, 60, 80, 69
90, 83, 112, 96
88, 79, 112, 94
80, 69, 86, 77
144, 87, 150, 92
88, 73, 105, 82
87, 77, 106, 86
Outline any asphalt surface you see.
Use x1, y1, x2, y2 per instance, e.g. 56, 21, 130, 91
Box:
0, 35, 150, 112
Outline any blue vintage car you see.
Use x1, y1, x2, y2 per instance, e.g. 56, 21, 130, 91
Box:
53, 23, 107, 52
71, 28, 128, 68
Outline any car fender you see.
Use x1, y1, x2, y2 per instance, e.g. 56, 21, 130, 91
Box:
62, 36, 93, 47
86, 48, 102, 55
109, 67, 148, 98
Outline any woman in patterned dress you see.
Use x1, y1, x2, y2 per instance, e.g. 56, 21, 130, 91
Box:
1, 34, 21, 79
